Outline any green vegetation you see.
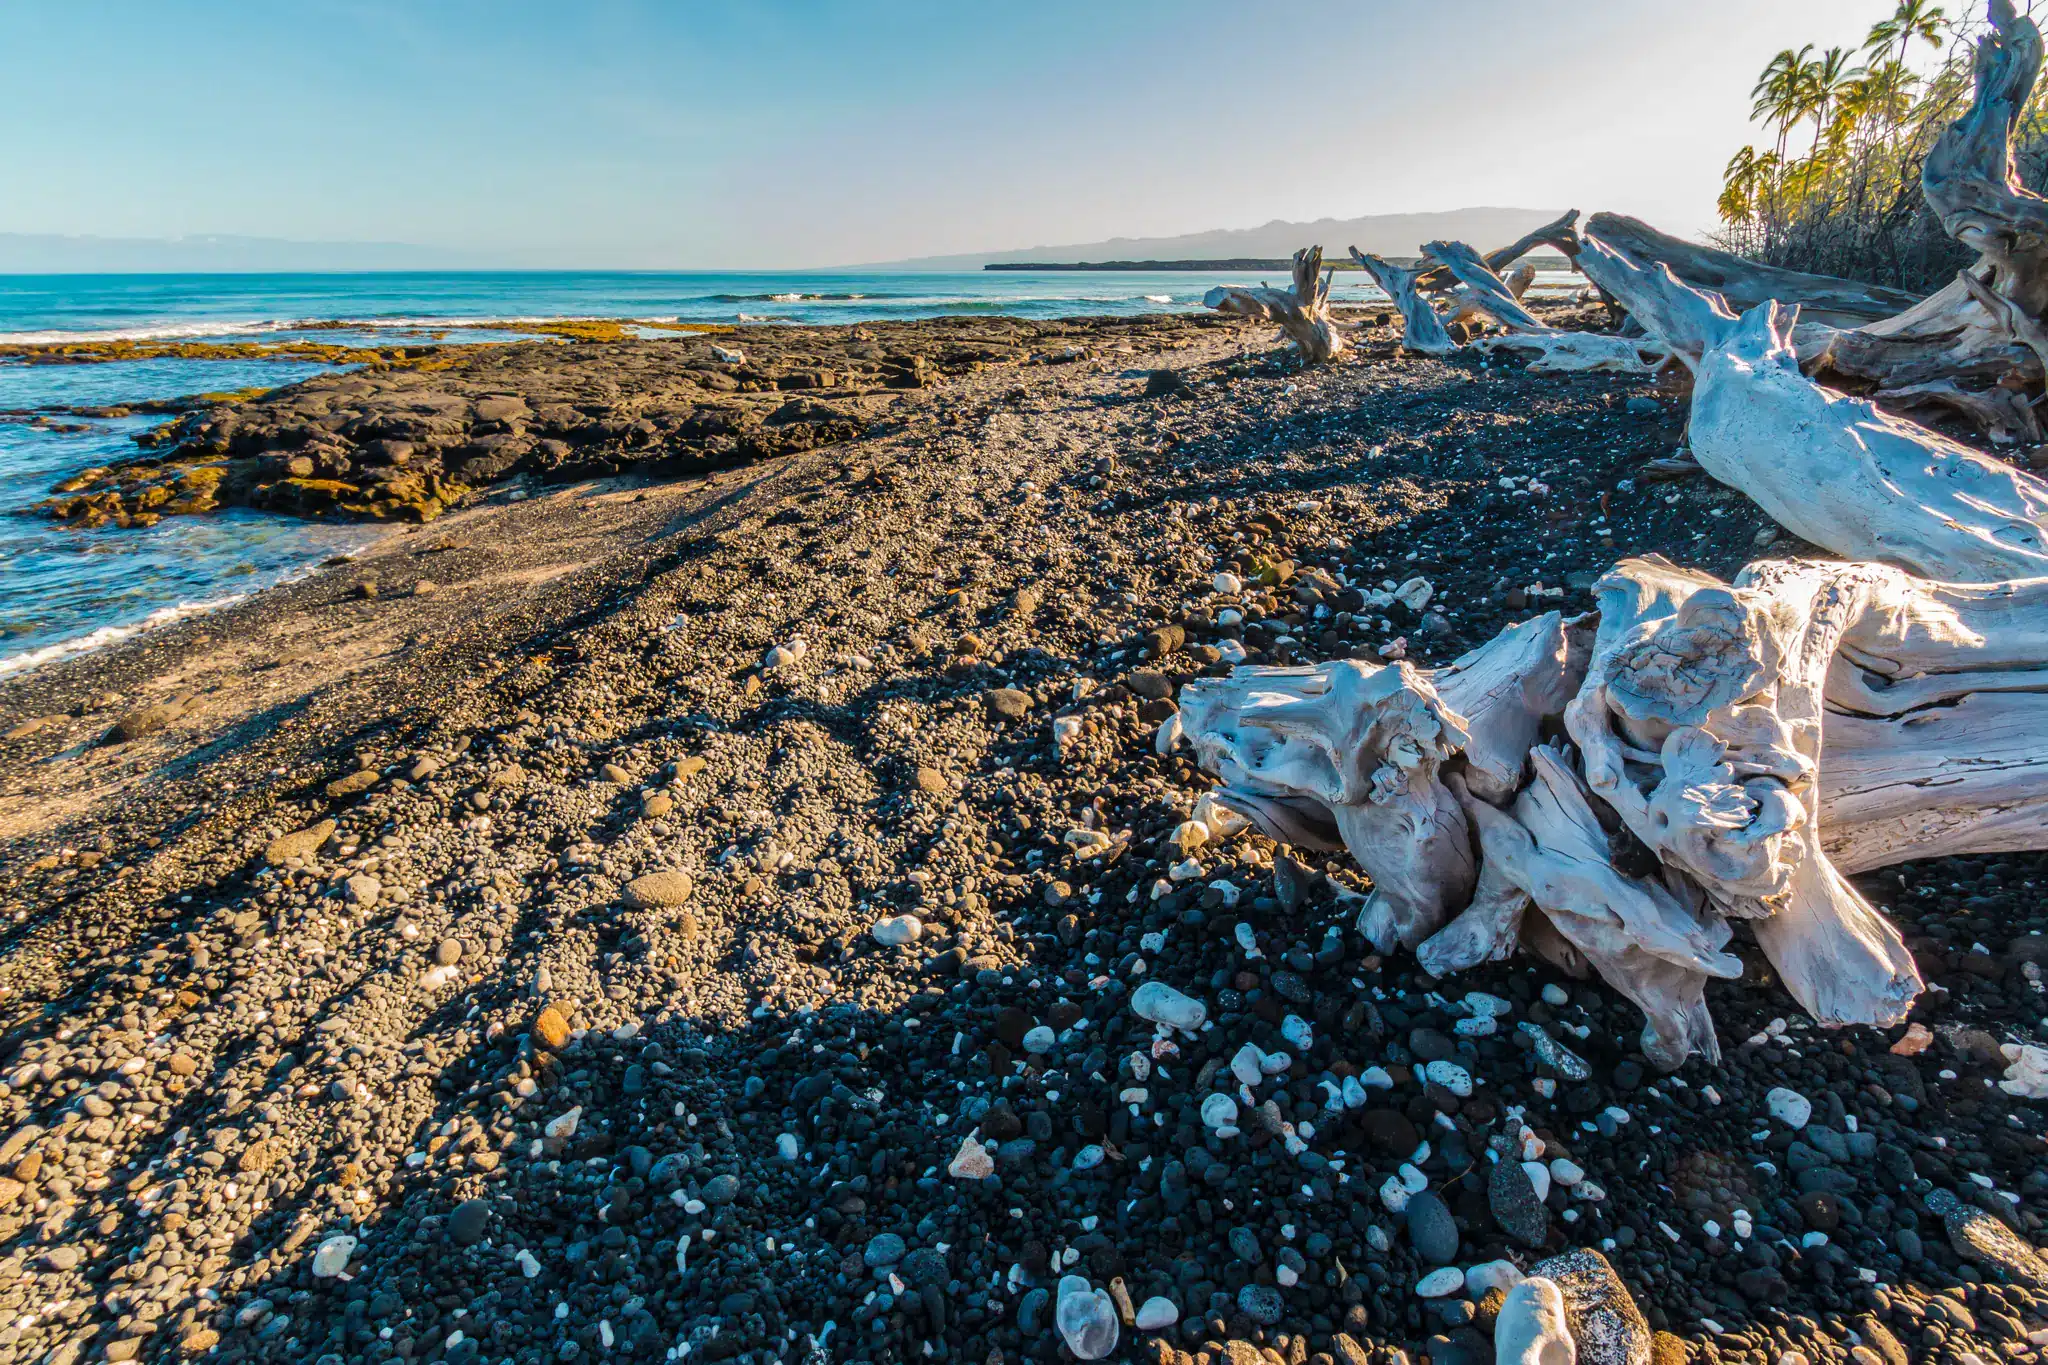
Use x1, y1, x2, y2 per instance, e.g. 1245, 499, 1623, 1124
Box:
1716, 1, 2048, 290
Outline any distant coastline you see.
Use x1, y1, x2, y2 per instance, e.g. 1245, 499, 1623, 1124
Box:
985, 254, 1572, 272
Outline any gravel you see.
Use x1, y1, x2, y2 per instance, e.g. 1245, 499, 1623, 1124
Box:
0, 305, 2042, 1365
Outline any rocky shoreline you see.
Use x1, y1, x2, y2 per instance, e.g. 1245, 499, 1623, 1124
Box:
28, 315, 1236, 528
0, 309, 2043, 1365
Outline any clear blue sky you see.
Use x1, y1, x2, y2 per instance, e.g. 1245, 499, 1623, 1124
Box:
2, 0, 1899, 267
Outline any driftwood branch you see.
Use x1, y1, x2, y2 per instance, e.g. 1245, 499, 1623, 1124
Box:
1204, 247, 1347, 362
1181, 554, 2048, 1066
1474, 332, 1673, 374
1583, 211, 1921, 326
1348, 248, 1456, 355
1424, 241, 1554, 334
1922, 0, 2048, 317
1576, 228, 2048, 581
1445, 262, 1535, 329
1785, 5, 2048, 427
1417, 207, 1583, 292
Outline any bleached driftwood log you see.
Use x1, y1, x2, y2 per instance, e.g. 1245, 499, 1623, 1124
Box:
1180, 554, 2048, 1064
1416, 207, 1584, 293
1461, 746, 1741, 1068
1445, 262, 1537, 330
1177, 614, 1585, 952
1204, 247, 1347, 362
1564, 558, 1917, 1031
1348, 248, 1457, 355
1424, 241, 1554, 334
1179, 659, 1476, 952
1574, 227, 2048, 580
1473, 332, 1673, 375
1582, 211, 1921, 326
1876, 376, 2042, 444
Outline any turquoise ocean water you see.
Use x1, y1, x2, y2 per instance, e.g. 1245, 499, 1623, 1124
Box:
0, 267, 1575, 676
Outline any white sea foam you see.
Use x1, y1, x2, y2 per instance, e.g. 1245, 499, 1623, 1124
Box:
0, 313, 668, 346
0, 594, 249, 678
0, 319, 288, 346
1144, 294, 1174, 303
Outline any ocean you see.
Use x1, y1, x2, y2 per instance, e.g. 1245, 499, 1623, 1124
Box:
0, 267, 1578, 677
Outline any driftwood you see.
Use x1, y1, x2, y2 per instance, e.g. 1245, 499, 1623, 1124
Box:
1204, 247, 1346, 362
1582, 211, 1921, 326
1180, 554, 2048, 1065
1474, 332, 1673, 375
1425, 241, 1553, 334
1445, 261, 1536, 330
1923, 0, 2048, 322
1808, 1, 2048, 423
1574, 228, 2048, 580
1348, 249, 1456, 355
1417, 207, 1583, 292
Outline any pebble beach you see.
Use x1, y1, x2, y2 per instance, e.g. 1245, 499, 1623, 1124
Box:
0, 301, 2043, 1365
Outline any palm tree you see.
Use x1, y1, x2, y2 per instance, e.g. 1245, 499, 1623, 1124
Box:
1865, 0, 1947, 67
1753, 45, 1815, 163
1841, 59, 1919, 130
1720, 146, 1769, 223
1803, 47, 1866, 157
1751, 46, 1819, 246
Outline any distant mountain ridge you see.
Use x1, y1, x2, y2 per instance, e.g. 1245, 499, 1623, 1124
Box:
869, 207, 1567, 270
1, 207, 1568, 273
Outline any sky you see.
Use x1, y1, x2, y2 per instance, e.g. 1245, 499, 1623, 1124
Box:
0, 0, 1919, 268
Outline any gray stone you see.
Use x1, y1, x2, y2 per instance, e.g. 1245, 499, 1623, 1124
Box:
1237, 1283, 1284, 1326
1489, 1156, 1550, 1248
449, 1199, 490, 1246
1406, 1190, 1460, 1265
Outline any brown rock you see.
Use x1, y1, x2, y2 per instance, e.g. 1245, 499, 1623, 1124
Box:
985, 688, 1032, 721
238, 1140, 275, 1173
11, 1152, 39, 1183
624, 871, 694, 908
642, 793, 674, 818
264, 819, 336, 865
915, 767, 949, 795
325, 769, 379, 800
673, 755, 707, 782
599, 762, 633, 784
532, 1006, 572, 1052
167, 1053, 197, 1077
1143, 625, 1186, 659
1529, 1248, 1651, 1365
180, 1328, 220, 1356
1851, 1315, 1908, 1365
1126, 670, 1173, 700
1650, 1332, 1688, 1365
